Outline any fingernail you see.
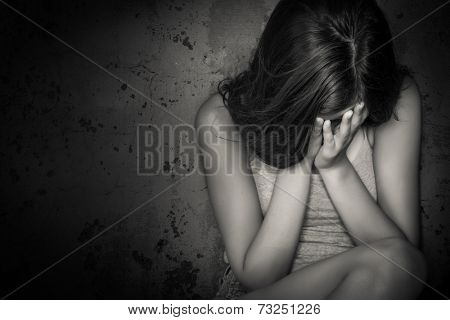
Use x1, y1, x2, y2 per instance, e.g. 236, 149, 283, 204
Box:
346, 110, 353, 118
316, 117, 324, 125
324, 120, 331, 127
313, 118, 321, 132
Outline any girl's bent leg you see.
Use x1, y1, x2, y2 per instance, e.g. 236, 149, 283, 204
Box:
239, 237, 426, 299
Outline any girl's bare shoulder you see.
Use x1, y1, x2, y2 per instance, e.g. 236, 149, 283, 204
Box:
194, 93, 234, 129
195, 93, 241, 147
397, 76, 421, 113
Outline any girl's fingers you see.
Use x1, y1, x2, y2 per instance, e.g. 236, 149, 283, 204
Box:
322, 120, 335, 147
337, 110, 353, 145
309, 118, 324, 150
307, 118, 324, 156
350, 102, 365, 131
312, 117, 324, 136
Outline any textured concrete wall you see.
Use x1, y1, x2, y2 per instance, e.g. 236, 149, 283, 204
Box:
0, 0, 449, 299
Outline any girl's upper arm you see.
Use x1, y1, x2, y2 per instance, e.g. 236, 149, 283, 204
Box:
195, 95, 263, 280
373, 77, 422, 245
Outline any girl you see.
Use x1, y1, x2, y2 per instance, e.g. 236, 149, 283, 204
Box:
195, 0, 426, 299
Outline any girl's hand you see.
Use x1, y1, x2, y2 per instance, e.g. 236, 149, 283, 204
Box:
314, 102, 368, 170
295, 117, 324, 173
305, 117, 325, 164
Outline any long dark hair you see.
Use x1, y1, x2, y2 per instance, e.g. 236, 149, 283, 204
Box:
218, 0, 408, 169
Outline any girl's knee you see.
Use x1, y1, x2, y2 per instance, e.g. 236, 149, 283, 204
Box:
359, 237, 427, 298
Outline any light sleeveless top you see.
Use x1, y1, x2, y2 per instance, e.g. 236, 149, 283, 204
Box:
215, 126, 377, 298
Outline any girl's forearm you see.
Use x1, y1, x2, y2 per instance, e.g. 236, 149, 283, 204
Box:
241, 164, 312, 289
318, 156, 405, 245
